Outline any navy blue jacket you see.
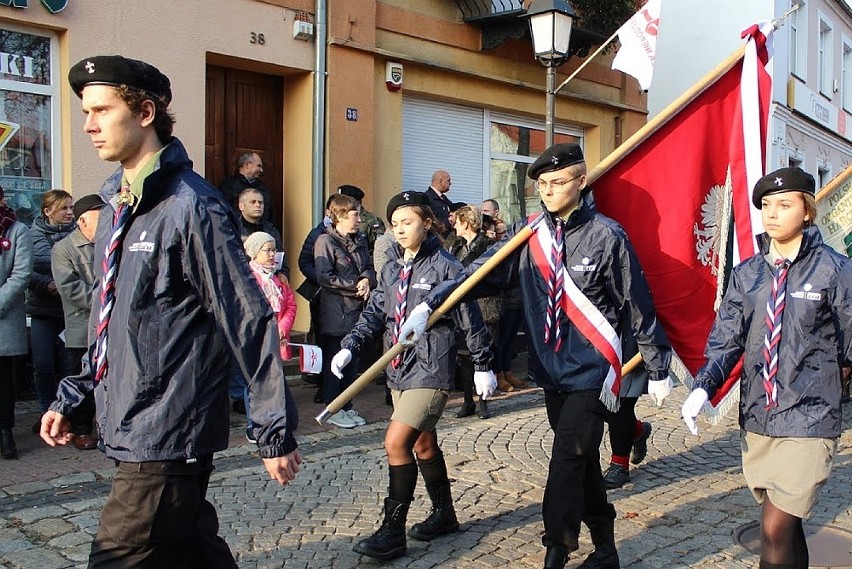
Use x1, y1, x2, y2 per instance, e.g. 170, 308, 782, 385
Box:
423, 192, 671, 394
342, 236, 491, 391
50, 139, 297, 461
694, 227, 852, 438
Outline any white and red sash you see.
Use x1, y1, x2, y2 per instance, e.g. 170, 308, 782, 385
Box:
528, 218, 623, 410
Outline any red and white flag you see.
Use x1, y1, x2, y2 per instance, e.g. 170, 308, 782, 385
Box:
591, 24, 775, 420
611, 0, 662, 90
292, 343, 322, 375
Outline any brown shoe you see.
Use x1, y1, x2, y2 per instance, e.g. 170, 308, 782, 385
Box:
495, 372, 513, 393
73, 434, 97, 451
503, 371, 528, 389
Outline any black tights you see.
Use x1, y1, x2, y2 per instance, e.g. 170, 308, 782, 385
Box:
759, 499, 808, 568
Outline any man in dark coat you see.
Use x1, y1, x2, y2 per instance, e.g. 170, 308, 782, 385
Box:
219, 151, 272, 221
42, 55, 302, 568
424, 169, 452, 235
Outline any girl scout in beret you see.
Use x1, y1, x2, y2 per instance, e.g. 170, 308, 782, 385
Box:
683, 167, 852, 569
330, 191, 495, 561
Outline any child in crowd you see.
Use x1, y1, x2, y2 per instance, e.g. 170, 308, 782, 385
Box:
331, 191, 495, 560
243, 232, 297, 442
683, 167, 852, 569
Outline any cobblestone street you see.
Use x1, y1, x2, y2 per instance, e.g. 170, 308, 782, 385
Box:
1, 384, 850, 568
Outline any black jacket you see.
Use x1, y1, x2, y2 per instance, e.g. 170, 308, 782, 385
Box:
424, 187, 451, 235
219, 173, 272, 222
342, 237, 491, 390
693, 227, 852, 438
298, 220, 327, 285
51, 139, 297, 461
27, 215, 73, 318
423, 192, 671, 394
313, 226, 376, 337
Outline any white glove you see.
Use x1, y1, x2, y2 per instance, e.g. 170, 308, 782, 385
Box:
647, 376, 674, 408
474, 370, 498, 400
398, 302, 432, 347
330, 349, 352, 379
681, 388, 709, 435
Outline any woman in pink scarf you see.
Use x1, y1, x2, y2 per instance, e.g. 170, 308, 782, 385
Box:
244, 232, 296, 360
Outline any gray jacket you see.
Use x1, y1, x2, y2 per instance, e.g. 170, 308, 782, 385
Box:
0, 221, 33, 356
51, 228, 96, 349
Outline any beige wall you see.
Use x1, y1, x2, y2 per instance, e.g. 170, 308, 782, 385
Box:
1, 0, 315, 195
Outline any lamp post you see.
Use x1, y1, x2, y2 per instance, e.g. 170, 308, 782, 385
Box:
526, 0, 575, 148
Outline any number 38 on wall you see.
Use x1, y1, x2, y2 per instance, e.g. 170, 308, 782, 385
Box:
250, 32, 266, 45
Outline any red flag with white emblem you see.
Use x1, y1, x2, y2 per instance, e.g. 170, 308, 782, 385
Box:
591, 24, 775, 418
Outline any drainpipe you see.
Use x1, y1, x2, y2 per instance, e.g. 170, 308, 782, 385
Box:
311, 0, 328, 225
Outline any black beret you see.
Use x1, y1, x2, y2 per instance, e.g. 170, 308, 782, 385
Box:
69, 55, 172, 104
72, 194, 106, 219
449, 201, 467, 213
528, 143, 585, 180
752, 167, 815, 208
337, 184, 364, 201
386, 191, 431, 223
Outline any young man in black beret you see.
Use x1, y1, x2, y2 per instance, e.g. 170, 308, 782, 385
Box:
42, 55, 301, 568
399, 143, 674, 569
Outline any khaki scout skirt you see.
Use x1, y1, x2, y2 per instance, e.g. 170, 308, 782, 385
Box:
390, 388, 449, 432
740, 430, 837, 519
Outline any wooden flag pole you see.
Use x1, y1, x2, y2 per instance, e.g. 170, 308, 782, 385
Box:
815, 162, 852, 203
316, 220, 541, 424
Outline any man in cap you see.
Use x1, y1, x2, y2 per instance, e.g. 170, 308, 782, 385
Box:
50, 194, 105, 451
398, 143, 673, 569
219, 151, 273, 222
338, 184, 386, 252
42, 55, 301, 567
425, 169, 453, 235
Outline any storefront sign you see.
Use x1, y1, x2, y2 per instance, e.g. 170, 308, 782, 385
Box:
0, 0, 67, 14
787, 77, 851, 143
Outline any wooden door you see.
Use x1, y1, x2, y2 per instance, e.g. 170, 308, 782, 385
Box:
205, 65, 284, 229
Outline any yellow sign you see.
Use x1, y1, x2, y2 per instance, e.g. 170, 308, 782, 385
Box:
0, 120, 20, 153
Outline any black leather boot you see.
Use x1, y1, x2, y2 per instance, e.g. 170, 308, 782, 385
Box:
544, 544, 568, 569
577, 505, 620, 568
408, 484, 459, 541
353, 498, 409, 560
1, 428, 17, 459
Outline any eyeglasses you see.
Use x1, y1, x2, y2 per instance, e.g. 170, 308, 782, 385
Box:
258, 247, 277, 254
533, 173, 583, 194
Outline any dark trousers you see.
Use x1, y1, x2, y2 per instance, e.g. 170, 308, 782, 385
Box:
542, 389, 613, 550
318, 334, 355, 410
30, 316, 73, 413
67, 347, 96, 436
495, 306, 523, 373
0, 356, 16, 429
89, 456, 236, 569
605, 396, 638, 457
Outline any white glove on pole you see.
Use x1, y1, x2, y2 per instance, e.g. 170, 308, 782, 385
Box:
330, 349, 352, 379
647, 375, 674, 408
681, 388, 709, 435
474, 370, 498, 400
398, 302, 432, 347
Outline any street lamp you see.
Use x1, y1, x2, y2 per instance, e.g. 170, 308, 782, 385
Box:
526, 0, 576, 148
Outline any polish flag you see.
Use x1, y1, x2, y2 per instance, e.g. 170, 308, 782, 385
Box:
592, 24, 775, 419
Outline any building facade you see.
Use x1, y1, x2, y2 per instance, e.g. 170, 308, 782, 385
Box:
650, 0, 852, 193
1, 0, 647, 331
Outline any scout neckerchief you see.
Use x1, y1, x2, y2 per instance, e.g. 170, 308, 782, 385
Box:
761, 258, 790, 409
528, 213, 623, 410
391, 260, 413, 369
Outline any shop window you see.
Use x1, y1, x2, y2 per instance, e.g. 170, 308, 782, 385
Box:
0, 27, 58, 225
488, 117, 582, 223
